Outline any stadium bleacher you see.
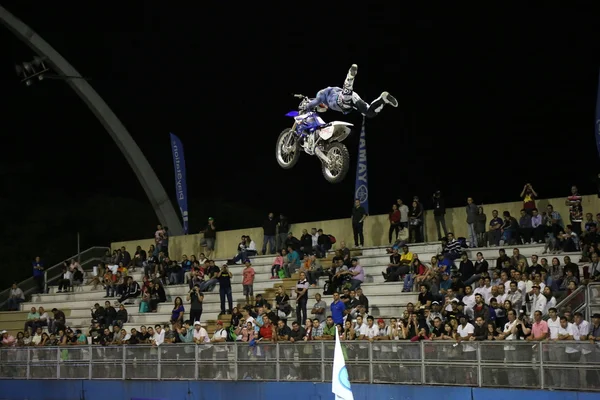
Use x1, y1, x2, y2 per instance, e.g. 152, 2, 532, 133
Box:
12, 241, 567, 336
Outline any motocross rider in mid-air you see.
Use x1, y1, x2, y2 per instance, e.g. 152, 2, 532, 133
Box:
304, 64, 398, 116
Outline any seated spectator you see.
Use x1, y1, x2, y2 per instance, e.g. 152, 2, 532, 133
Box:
91, 303, 106, 327
35, 307, 50, 331
50, 308, 66, 334
316, 229, 332, 257
149, 281, 167, 312
518, 209, 533, 244
487, 210, 504, 247
271, 250, 285, 279
230, 235, 257, 264
403, 256, 427, 292
300, 254, 324, 287
118, 276, 141, 304
23, 307, 39, 333
501, 211, 519, 245
556, 225, 579, 253
7, 283, 25, 311
347, 258, 364, 290
57, 264, 72, 293
283, 246, 301, 278
442, 233, 462, 260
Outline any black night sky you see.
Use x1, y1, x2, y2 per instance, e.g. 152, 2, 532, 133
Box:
2, 2, 600, 281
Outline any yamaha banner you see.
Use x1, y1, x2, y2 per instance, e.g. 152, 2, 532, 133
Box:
354, 117, 369, 214
596, 70, 600, 159
170, 133, 189, 234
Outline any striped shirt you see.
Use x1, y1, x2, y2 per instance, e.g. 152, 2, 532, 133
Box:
445, 239, 462, 255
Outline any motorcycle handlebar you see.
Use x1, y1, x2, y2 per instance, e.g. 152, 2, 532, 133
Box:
293, 94, 304, 98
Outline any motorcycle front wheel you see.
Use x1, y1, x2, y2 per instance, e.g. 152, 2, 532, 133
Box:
321, 142, 350, 184
275, 128, 301, 170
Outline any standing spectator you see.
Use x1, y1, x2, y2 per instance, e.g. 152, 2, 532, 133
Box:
432, 191, 448, 240
154, 225, 166, 255
32, 256, 44, 294
408, 201, 423, 243
475, 206, 487, 248
351, 199, 367, 248
566, 186, 583, 237
388, 204, 401, 244
262, 212, 277, 255
7, 283, 25, 311
200, 217, 217, 258
186, 284, 204, 323
397, 199, 410, 230
466, 197, 478, 248
277, 213, 290, 252
520, 183, 537, 214
295, 271, 309, 324
242, 261, 255, 305
217, 264, 233, 315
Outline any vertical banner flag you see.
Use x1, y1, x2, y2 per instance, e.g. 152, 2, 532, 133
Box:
354, 116, 369, 214
596, 69, 600, 159
332, 333, 354, 400
170, 133, 189, 234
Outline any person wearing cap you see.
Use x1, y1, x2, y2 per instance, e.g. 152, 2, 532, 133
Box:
211, 320, 229, 380
192, 321, 209, 344
530, 285, 546, 315
200, 217, 217, 258
1, 330, 16, 347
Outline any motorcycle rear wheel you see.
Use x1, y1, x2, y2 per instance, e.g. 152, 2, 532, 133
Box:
275, 128, 301, 170
321, 142, 350, 184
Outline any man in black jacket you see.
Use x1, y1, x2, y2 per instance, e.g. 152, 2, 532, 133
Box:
432, 191, 447, 240
262, 212, 277, 255
277, 214, 290, 252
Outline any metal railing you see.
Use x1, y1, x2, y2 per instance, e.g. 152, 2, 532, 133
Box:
554, 285, 586, 313
0, 341, 598, 390
588, 282, 600, 318
0, 247, 110, 310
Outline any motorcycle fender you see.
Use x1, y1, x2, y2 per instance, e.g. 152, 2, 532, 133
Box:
319, 122, 352, 142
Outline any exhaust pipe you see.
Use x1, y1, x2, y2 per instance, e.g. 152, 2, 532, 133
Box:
315, 147, 330, 165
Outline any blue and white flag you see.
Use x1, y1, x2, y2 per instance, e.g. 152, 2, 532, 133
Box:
169, 133, 189, 234
595, 70, 600, 159
332, 333, 354, 400
354, 117, 369, 214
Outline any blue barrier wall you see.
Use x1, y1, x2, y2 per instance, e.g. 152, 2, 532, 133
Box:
0, 381, 599, 400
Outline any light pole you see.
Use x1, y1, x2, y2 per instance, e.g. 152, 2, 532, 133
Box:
0, 5, 184, 235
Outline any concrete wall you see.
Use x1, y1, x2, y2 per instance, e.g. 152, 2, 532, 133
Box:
111, 194, 600, 260
1, 380, 599, 400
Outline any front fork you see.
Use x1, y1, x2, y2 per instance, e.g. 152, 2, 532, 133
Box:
284, 122, 297, 147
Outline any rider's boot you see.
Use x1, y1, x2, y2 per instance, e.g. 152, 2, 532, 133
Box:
343, 64, 358, 90
347, 64, 358, 80
381, 92, 398, 107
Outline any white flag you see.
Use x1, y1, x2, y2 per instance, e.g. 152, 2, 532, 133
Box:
332, 333, 354, 400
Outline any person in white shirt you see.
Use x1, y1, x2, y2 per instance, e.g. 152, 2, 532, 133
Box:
479, 277, 493, 304
37, 307, 50, 331
31, 327, 43, 346
545, 307, 562, 386
505, 281, 523, 314
192, 321, 209, 344
151, 324, 164, 347
557, 316, 579, 387
530, 285, 547, 314
462, 286, 476, 309
500, 310, 522, 385
455, 315, 476, 356
211, 320, 229, 380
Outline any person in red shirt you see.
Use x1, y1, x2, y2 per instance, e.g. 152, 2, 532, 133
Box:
259, 315, 276, 342
388, 204, 401, 244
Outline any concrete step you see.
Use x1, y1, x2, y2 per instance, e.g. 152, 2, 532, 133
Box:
0, 311, 28, 323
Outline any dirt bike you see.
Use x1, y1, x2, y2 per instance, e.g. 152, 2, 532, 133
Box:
275, 94, 352, 184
